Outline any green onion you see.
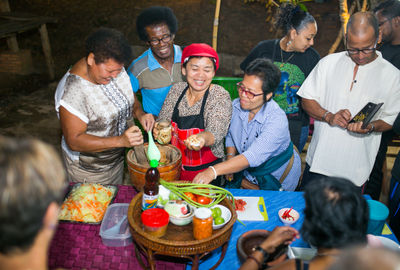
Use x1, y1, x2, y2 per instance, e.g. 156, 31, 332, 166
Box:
160, 179, 235, 208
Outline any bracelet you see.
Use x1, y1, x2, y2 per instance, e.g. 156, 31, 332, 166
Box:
226, 153, 235, 156
247, 254, 262, 269
322, 111, 330, 122
209, 166, 217, 180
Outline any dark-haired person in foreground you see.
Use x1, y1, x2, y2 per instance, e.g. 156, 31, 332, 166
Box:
55, 28, 154, 184
240, 177, 369, 270
240, 3, 320, 152
127, 6, 183, 117
298, 12, 400, 190
0, 136, 66, 269
194, 58, 301, 190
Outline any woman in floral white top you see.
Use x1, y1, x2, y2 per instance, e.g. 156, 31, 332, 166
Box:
55, 28, 154, 184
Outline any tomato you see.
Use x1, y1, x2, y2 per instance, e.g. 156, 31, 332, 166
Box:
214, 217, 225, 225
184, 192, 197, 202
196, 195, 211, 205
212, 207, 222, 217
212, 208, 221, 219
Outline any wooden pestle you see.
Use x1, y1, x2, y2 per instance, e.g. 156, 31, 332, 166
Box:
127, 119, 148, 165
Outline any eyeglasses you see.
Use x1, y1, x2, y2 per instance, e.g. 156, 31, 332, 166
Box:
378, 18, 392, 27
236, 82, 263, 99
148, 34, 173, 46
346, 44, 377, 55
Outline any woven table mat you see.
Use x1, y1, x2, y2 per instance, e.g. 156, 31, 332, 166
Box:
49, 185, 186, 270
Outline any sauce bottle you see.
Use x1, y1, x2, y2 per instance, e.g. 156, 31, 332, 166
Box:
142, 160, 160, 211
193, 208, 213, 240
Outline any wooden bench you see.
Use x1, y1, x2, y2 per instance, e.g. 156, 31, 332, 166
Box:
0, 11, 57, 79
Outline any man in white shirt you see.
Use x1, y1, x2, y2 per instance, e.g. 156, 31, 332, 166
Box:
297, 12, 400, 189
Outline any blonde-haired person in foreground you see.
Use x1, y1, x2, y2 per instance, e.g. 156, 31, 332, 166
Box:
0, 136, 66, 270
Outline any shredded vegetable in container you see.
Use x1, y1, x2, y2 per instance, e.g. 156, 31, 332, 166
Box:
59, 183, 117, 223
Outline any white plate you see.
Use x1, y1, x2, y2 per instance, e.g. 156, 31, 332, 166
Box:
376, 236, 400, 251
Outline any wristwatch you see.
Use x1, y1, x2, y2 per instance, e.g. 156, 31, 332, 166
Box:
367, 123, 375, 134
254, 246, 270, 268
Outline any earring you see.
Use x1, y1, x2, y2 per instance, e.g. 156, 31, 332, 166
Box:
287, 40, 292, 47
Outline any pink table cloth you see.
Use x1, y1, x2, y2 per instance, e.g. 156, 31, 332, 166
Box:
48, 185, 186, 270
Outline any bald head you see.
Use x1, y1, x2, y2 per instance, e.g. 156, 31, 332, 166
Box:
347, 12, 379, 39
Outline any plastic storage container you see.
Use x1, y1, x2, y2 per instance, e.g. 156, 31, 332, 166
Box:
212, 77, 242, 100
141, 208, 169, 238
99, 203, 132, 247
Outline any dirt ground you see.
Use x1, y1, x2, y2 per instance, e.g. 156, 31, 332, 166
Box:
0, 0, 341, 150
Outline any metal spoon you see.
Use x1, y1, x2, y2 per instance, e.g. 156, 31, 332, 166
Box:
102, 215, 127, 236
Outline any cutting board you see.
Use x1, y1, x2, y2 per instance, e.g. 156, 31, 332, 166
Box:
235, 196, 268, 221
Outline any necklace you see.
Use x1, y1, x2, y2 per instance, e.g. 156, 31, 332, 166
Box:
280, 48, 295, 68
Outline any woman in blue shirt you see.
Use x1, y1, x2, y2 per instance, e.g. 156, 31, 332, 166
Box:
193, 59, 301, 190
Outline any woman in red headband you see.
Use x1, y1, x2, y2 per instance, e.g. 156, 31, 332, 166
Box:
155, 43, 232, 184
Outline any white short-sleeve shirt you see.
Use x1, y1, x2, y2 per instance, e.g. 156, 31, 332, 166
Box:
298, 51, 400, 186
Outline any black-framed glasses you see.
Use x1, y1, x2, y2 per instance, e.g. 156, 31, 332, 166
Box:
236, 82, 263, 99
346, 44, 377, 55
378, 17, 393, 27
148, 34, 173, 46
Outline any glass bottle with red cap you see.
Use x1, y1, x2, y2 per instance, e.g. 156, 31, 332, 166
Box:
142, 159, 160, 211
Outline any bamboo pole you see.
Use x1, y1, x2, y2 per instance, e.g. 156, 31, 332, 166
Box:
212, 0, 221, 51
328, 0, 356, 54
361, 0, 367, 11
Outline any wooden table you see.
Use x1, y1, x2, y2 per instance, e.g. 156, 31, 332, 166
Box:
0, 5, 57, 79
128, 193, 237, 270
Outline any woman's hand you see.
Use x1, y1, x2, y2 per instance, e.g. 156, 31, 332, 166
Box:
184, 134, 206, 151
121, 126, 143, 147
152, 122, 160, 141
138, 113, 155, 132
193, 167, 215, 184
260, 226, 299, 253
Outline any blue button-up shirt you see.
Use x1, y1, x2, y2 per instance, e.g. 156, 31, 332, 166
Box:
127, 45, 183, 116
225, 99, 301, 190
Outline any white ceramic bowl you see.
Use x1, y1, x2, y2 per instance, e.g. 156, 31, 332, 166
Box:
278, 208, 299, 225
164, 201, 195, 226
211, 205, 232, 230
